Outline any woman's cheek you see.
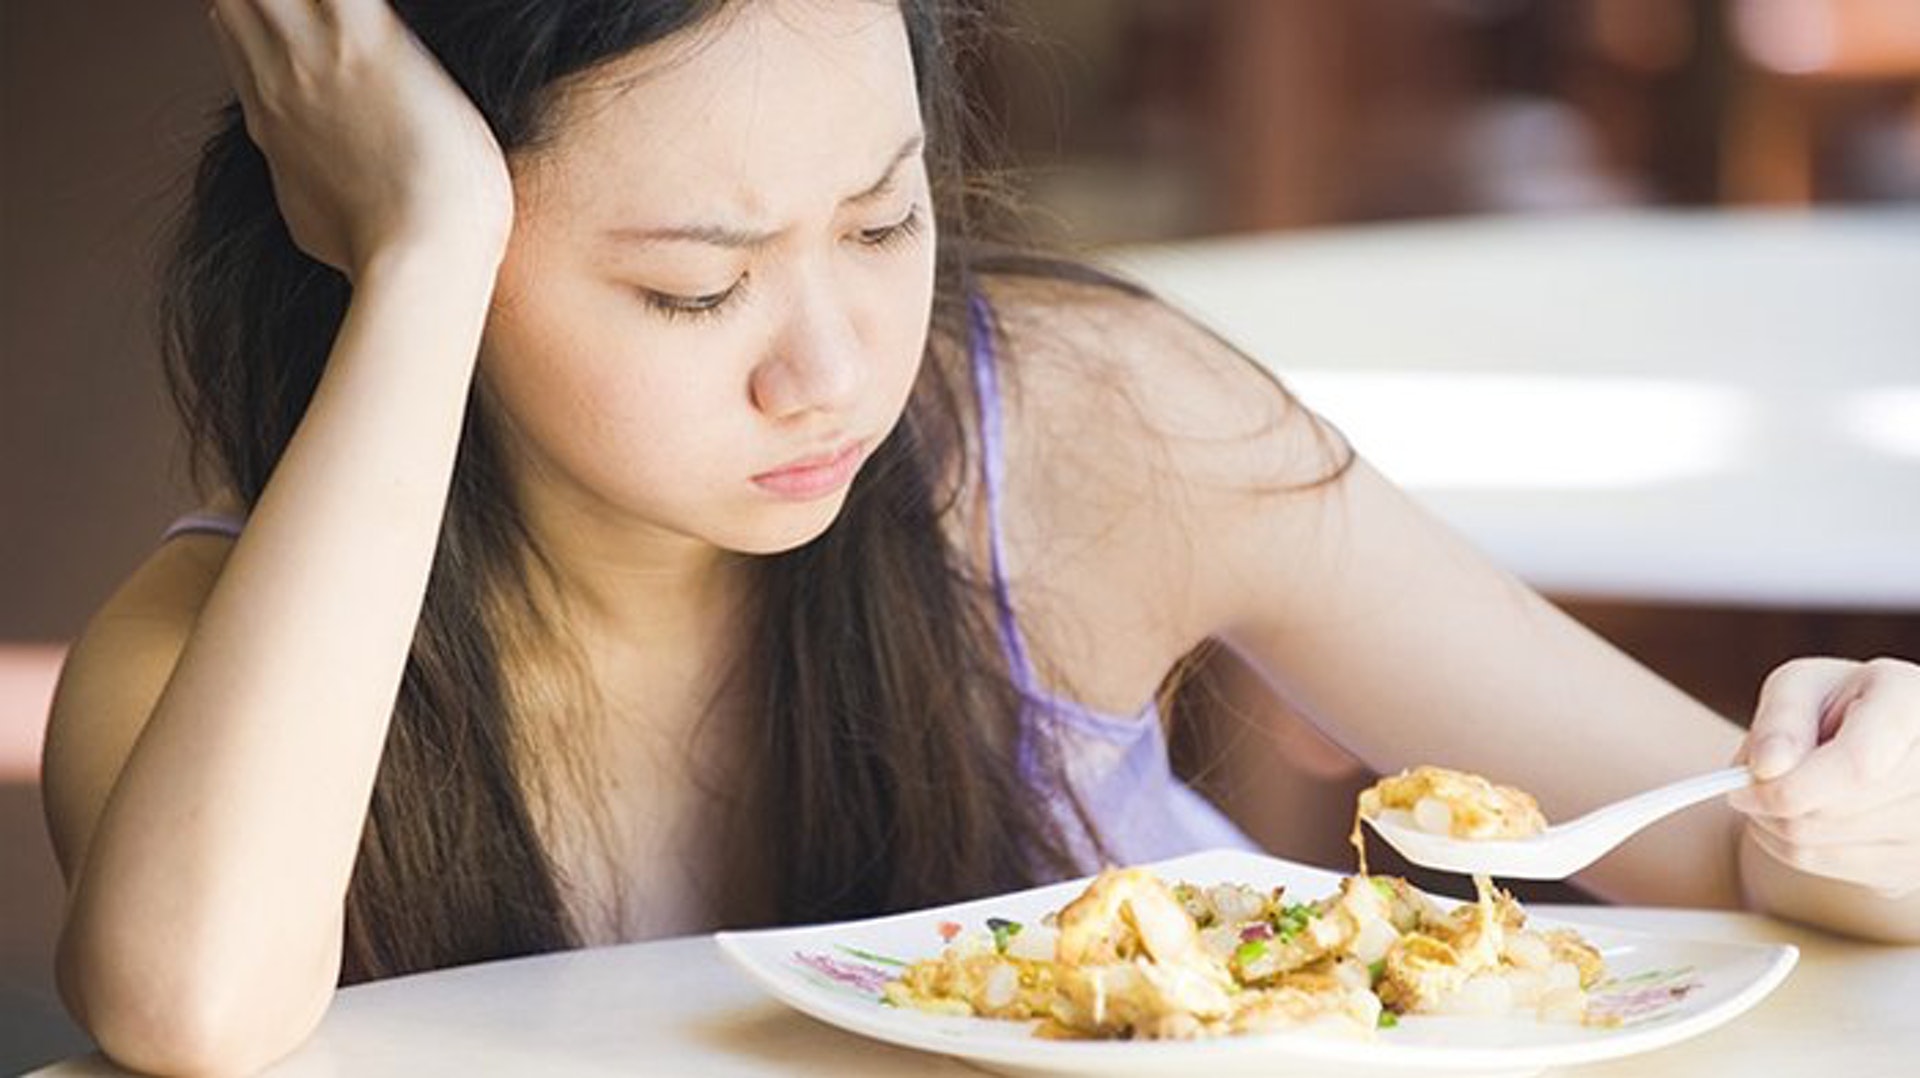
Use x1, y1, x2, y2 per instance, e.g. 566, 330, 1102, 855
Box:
875, 249, 937, 384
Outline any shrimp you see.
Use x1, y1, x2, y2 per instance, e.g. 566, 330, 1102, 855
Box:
1054, 867, 1204, 967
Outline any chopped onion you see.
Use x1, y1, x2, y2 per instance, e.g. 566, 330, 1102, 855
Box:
982, 963, 1017, 1010
1207, 883, 1267, 924
1505, 932, 1552, 970
1332, 956, 1372, 990
1413, 796, 1455, 836
1352, 917, 1398, 964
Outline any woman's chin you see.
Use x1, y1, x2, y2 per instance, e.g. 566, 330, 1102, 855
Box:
724, 494, 854, 556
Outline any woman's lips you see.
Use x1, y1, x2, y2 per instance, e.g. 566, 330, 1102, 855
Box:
751, 440, 867, 500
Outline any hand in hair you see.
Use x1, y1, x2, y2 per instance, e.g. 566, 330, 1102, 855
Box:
207, 0, 513, 276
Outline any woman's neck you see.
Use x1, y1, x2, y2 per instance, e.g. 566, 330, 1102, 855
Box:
503, 475, 765, 943
508, 465, 751, 653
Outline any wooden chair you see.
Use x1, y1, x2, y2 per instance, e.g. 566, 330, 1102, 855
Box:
1724, 0, 1920, 202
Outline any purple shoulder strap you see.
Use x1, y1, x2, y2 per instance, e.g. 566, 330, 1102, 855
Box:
161, 510, 244, 542
967, 294, 1039, 692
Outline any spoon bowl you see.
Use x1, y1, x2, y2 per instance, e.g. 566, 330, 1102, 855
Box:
1364, 765, 1752, 880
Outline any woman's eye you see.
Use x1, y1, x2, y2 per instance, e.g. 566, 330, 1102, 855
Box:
642, 278, 746, 322
856, 206, 926, 251
636, 210, 919, 324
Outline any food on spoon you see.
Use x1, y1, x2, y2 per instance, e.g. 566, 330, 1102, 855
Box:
1350, 765, 1549, 877
1360, 765, 1549, 840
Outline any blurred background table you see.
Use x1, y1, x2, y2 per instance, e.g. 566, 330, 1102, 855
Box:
26, 904, 1917, 1077
1112, 209, 1920, 730
1109, 208, 1920, 610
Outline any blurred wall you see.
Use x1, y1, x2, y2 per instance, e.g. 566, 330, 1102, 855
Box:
7, 2, 1919, 638
2, 4, 222, 1070
986, 0, 1920, 244
2, 1, 222, 643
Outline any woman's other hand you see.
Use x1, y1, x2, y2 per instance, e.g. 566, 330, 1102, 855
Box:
208, 0, 513, 275
1730, 657, 1920, 898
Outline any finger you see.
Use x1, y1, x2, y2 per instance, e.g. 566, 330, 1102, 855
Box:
206, 5, 268, 127
320, 0, 386, 28
1746, 824, 1920, 895
1728, 657, 1864, 815
210, 0, 274, 60
1741, 689, 1915, 818
1742, 657, 1858, 782
1742, 660, 1920, 817
254, 0, 329, 40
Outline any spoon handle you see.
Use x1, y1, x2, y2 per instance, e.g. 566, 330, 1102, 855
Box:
1575, 765, 1753, 833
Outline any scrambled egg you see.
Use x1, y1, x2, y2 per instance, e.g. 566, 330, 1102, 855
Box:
884, 766, 1603, 1040
884, 865, 1602, 1040
1359, 765, 1547, 839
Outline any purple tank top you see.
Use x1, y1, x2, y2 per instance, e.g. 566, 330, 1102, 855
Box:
161, 299, 1259, 873
965, 294, 1256, 870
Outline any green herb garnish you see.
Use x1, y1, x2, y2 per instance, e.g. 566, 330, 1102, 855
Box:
986, 917, 1022, 953
1273, 901, 1317, 941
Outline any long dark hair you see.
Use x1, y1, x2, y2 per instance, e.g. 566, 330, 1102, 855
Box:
162, 0, 1097, 983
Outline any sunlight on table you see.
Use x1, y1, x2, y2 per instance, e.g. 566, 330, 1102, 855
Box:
1287, 371, 1755, 491
1109, 210, 1920, 609
1840, 386, 1920, 462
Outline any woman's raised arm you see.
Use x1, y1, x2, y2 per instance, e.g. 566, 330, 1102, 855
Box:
43, 2, 512, 1073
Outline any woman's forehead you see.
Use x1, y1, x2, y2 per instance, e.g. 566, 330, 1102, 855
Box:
522, 0, 921, 229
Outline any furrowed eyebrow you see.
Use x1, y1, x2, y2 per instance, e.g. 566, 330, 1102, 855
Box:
844, 133, 925, 205
603, 132, 925, 252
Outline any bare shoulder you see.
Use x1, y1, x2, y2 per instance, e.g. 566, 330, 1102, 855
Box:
983, 268, 1349, 485
973, 267, 1352, 700
984, 272, 1349, 569
43, 531, 235, 878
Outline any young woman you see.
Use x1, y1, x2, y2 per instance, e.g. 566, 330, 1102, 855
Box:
43, 0, 1920, 1073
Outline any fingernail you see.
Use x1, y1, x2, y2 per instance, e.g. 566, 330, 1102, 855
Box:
1750, 735, 1799, 780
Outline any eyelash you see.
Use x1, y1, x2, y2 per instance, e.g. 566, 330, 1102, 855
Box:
857, 205, 926, 252
641, 206, 927, 324
644, 279, 751, 323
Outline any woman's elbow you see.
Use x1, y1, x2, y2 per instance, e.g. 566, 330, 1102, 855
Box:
56, 922, 335, 1078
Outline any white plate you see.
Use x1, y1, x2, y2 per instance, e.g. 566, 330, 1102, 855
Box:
716, 849, 1797, 1078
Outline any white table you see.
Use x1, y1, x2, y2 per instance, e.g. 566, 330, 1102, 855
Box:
27, 905, 1918, 1076
1107, 210, 1920, 611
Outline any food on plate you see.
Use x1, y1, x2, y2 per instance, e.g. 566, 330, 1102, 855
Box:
884, 767, 1603, 1040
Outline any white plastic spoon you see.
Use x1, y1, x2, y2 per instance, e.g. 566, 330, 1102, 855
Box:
1363, 766, 1753, 880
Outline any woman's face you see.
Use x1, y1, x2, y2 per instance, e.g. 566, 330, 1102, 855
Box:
483, 0, 936, 556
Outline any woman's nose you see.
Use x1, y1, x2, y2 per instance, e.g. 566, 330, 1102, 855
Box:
749, 283, 863, 420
